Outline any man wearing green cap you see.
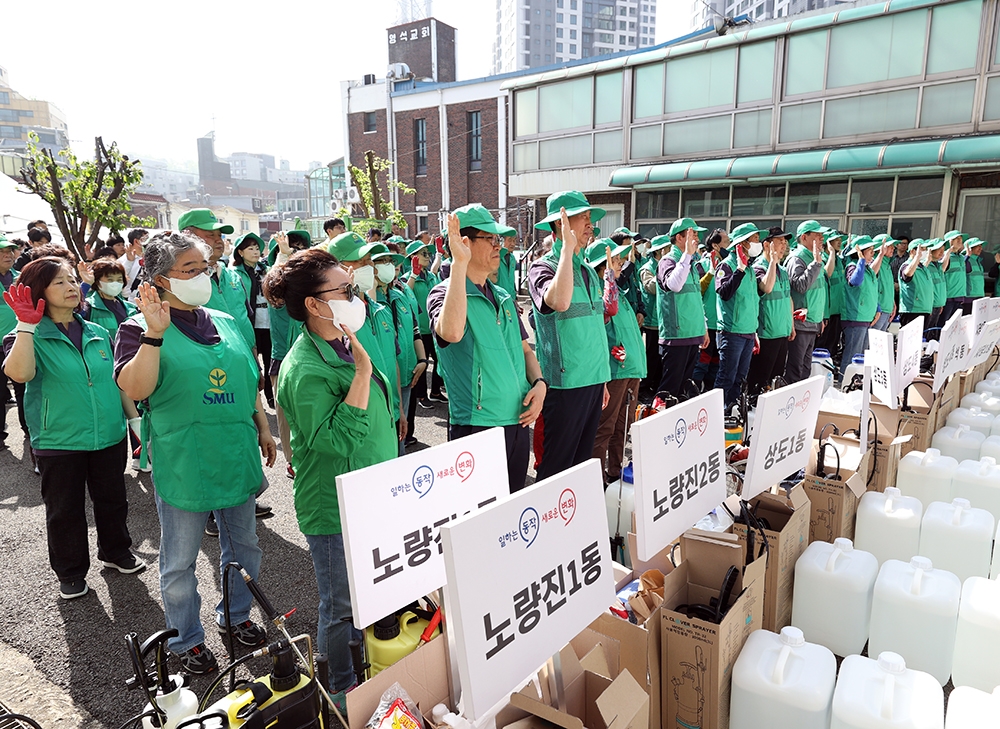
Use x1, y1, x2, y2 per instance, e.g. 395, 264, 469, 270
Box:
784, 220, 829, 383
427, 205, 546, 492
639, 235, 670, 395
898, 239, 932, 326
871, 235, 897, 331
816, 229, 845, 358
528, 190, 611, 481
925, 239, 948, 337
714, 222, 766, 410
406, 237, 445, 406
942, 231, 968, 322
964, 237, 986, 314
495, 225, 519, 296
610, 226, 645, 328
654, 220, 709, 405
746, 227, 794, 398
841, 235, 883, 372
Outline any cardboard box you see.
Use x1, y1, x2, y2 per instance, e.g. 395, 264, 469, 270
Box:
812, 407, 862, 440
660, 531, 766, 729
727, 483, 810, 632
802, 437, 871, 544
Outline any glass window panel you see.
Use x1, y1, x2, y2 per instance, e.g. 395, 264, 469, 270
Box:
785, 218, 843, 236
630, 124, 662, 158
732, 185, 786, 217
665, 48, 736, 113
515, 88, 538, 137
737, 41, 775, 104
637, 222, 673, 238
595, 72, 623, 125
634, 63, 664, 119
895, 177, 943, 212
891, 217, 933, 242
984, 76, 1000, 121
927, 0, 981, 75
779, 102, 822, 144
753, 219, 784, 233
539, 134, 593, 168
594, 129, 623, 162
787, 181, 848, 215
538, 77, 594, 133
827, 10, 927, 89
663, 115, 732, 155
920, 81, 976, 128
961, 195, 1000, 252
635, 190, 680, 219
513, 142, 538, 171
849, 179, 894, 214
849, 218, 889, 237
683, 187, 730, 218
785, 30, 827, 96
824, 89, 918, 138
733, 109, 772, 148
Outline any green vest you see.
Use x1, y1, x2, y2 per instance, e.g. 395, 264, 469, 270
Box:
24, 315, 126, 451
697, 258, 719, 330
658, 249, 706, 340
434, 278, 528, 426
356, 295, 400, 421
531, 241, 611, 389
945, 253, 968, 300
140, 308, 262, 511
0, 271, 19, 337
497, 248, 517, 296
408, 270, 440, 335
877, 258, 895, 313
967, 254, 986, 298
716, 251, 759, 335
606, 296, 647, 380
788, 247, 827, 324
380, 286, 418, 384
208, 266, 255, 349
827, 255, 846, 316
899, 263, 934, 314
928, 261, 946, 308
639, 257, 659, 331
843, 261, 879, 323
85, 289, 138, 336
268, 304, 301, 363
753, 258, 793, 338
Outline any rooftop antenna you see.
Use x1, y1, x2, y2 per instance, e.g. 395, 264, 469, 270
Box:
698, 0, 751, 35
396, 0, 432, 23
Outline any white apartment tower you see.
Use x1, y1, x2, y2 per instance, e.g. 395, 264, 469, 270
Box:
691, 0, 846, 30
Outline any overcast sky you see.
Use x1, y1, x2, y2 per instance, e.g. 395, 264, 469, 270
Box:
2, 0, 691, 171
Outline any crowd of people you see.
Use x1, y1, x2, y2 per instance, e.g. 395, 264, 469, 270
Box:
1, 198, 995, 710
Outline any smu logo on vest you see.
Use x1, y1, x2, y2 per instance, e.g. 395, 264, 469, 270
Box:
203, 368, 235, 405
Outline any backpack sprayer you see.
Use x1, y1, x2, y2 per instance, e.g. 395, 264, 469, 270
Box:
119, 562, 341, 729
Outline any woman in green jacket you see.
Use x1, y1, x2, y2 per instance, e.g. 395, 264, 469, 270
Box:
264, 248, 397, 701
4, 257, 143, 600
85, 258, 138, 336
231, 233, 274, 407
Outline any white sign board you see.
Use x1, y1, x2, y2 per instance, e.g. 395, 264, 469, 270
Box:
968, 318, 1000, 368
338, 427, 508, 628
972, 298, 992, 340
866, 329, 897, 408
934, 312, 973, 393
896, 316, 924, 398
631, 389, 727, 562
440, 460, 614, 720
743, 376, 825, 500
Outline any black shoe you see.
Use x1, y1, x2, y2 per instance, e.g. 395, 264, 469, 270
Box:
427, 392, 448, 403
254, 500, 273, 518
205, 514, 220, 537
59, 579, 88, 599
417, 398, 434, 409
266, 396, 275, 409
218, 619, 267, 647
101, 552, 147, 574
176, 643, 218, 674
404, 435, 418, 447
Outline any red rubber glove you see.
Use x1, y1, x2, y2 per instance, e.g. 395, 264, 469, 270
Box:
737, 244, 749, 268
611, 345, 627, 363
752, 335, 760, 355
3, 283, 44, 324
793, 308, 808, 322
411, 256, 423, 276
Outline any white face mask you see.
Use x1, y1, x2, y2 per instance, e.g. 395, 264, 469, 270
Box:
323, 296, 367, 333
375, 262, 396, 284
99, 280, 124, 298
748, 241, 764, 258
166, 272, 213, 307
635, 243, 648, 256
352, 264, 376, 292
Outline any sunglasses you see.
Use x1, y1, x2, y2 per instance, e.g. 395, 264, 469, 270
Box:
314, 284, 359, 302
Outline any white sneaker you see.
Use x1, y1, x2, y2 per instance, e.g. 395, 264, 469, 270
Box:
132, 457, 151, 473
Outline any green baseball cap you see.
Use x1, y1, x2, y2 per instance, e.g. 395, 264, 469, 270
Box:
944, 230, 968, 243
583, 238, 630, 269
823, 228, 844, 243
327, 231, 382, 262
405, 239, 435, 257
613, 226, 638, 238
498, 224, 517, 238
372, 245, 406, 265
872, 233, 897, 245
730, 222, 766, 245
796, 220, 824, 237
648, 234, 672, 252
668, 218, 706, 238
453, 203, 506, 235
233, 232, 266, 253
177, 208, 234, 235
852, 235, 876, 252
535, 190, 606, 230
908, 238, 926, 252
0, 235, 15, 251
386, 235, 408, 244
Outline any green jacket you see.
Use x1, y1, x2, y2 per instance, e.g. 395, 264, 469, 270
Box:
877, 256, 895, 314
787, 247, 828, 325
531, 240, 611, 389
0, 270, 19, 337
753, 257, 793, 338
497, 248, 517, 296
899, 261, 934, 314
928, 260, 946, 308
967, 254, 986, 298
407, 270, 441, 335
826, 255, 846, 316
24, 315, 126, 451
843, 261, 879, 323
85, 289, 138, 337
355, 295, 400, 421
638, 257, 659, 331
716, 250, 759, 335
208, 265, 255, 349
434, 277, 528, 426
697, 258, 719, 330
945, 253, 968, 301
277, 329, 397, 535
379, 285, 418, 387
269, 304, 301, 363
606, 295, 647, 380
658, 249, 706, 341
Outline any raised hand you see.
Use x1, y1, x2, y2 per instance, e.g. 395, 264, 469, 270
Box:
77, 261, 94, 286
446, 213, 471, 267
136, 282, 171, 337
275, 232, 291, 257
4, 283, 44, 324
342, 324, 372, 379
559, 207, 578, 253
685, 231, 699, 257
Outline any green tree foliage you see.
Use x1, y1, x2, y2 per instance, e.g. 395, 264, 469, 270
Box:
347, 153, 415, 233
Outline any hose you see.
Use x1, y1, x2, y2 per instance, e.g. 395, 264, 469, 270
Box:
115, 709, 159, 729
197, 650, 266, 713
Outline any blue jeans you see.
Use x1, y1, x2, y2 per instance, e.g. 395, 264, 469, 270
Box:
399, 385, 411, 456
874, 312, 891, 331
154, 490, 262, 653
841, 325, 870, 374
715, 332, 755, 410
304, 533, 362, 692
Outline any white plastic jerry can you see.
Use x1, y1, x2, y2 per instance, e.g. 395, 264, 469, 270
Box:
868, 557, 961, 686
730, 626, 836, 729
979, 436, 1000, 463
918, 499, 995, 582
945, 406, 996, 437
930, 424, 985, 463
854, 488, 923, 566
791, 538, 878, 657
951, 572, 1000, 693
961, 391, 1000, 415
975, 377, 1000, 398
895, 449, 958, 508
952, 457, 1000, 524
831, 652, 943, 729
945, 686, 1000, 728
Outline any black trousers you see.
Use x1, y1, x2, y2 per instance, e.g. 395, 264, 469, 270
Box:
2, 380, 26, 442
785, 329, 818, 383
37, 438, 132, 581
413, 333, 444, 399
254, 327, 274, 403
656, 342, 700, 400
450, 422, 531, 493
942, 298, 963, 326
536, 383, 604, 482
641, 328, 662, 394
816, 314, 842, 358
899, 312, 928, 328
747, 336, 789, 397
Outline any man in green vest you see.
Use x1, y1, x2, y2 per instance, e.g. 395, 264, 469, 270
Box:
495, 226, 519, 295
406, 238, 445, 406
784, 220, 829, 383
692, 229, 728, 390
899, 239, 933, 326
926, 238, 948, 337
964, 237, 986, 314
715, 222, 766, 411
654, 220, 709, 406
746, 227, 794, 398
426, 205, 545, 493
528, 191, 611, 481
817, 228, 846, 360
942, 230, 968, 322
610, 226, 645, 328
841, 235, 882, 373
639, 235, 670, 396
871, 234, 897, 331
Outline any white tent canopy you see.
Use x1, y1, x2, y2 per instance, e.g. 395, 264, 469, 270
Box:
0, 173, 65, 244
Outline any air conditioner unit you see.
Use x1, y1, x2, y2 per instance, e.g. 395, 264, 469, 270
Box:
345, 187, 361, 204
329, 200, 341, 214
332, 188, 346, 202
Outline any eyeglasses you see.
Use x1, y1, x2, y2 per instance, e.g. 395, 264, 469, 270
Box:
168, 265, 209, 278
314, 284, 358, 302
471, 235, 501, 248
